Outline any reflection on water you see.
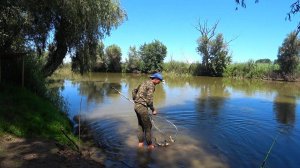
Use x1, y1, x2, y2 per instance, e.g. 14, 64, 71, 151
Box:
273, 85, 296, 126
52, 73, 300, 168
197, 78, 230, 117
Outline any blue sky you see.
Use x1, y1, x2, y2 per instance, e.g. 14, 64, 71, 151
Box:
103, 0, 300, 63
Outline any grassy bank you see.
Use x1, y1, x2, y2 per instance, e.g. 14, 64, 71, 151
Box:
54, 61, 300, 80
0, 84, 77, 145
223, 62, 280, 79
163, 60, 201, 77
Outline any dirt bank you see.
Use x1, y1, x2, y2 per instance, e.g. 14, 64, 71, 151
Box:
0, 134, 105, 168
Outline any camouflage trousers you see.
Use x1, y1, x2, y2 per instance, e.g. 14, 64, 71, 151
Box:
134, 104, 152, 145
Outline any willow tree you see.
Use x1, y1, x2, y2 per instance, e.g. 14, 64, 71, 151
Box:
0, 0, 126, 77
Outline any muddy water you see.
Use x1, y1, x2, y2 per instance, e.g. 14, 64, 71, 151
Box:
58, 73, 300, 168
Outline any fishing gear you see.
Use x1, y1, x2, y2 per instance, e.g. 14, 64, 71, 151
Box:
111, 87, 178, 147
260, 134, 279, 168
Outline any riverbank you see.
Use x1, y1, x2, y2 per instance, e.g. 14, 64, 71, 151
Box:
0, 84, 105, 167
53, 62, 300, 81
0, 134, 104, 168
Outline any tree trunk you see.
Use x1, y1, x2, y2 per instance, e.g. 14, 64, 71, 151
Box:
42, 18, 68, 77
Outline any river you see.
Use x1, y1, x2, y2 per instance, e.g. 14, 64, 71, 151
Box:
54, 73, 300, 168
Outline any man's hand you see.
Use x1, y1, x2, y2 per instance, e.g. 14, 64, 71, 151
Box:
152, 110, 157, 115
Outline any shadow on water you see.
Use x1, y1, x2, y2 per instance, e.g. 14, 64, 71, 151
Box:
84, 117, 170, 168
82, 100, 230, 167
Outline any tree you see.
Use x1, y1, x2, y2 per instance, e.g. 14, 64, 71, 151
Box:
0, 0, 127, 77
277, 31, 300, 77
139, 40, 167, 73
196, 21, 232, 76
97, 41, 105, 62
255, 59, 272, 64
126, 46, 142, 72
93, 41, 108, 71
105, 44, 122, 72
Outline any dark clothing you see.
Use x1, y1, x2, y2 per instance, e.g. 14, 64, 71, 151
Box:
134, 80, 155, 111
134, 104, 152, 145
134, 80, 156, 145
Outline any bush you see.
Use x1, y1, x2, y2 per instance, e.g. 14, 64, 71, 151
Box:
223, 60, 279, 79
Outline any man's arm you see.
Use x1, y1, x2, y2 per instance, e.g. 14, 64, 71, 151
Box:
146, 84, 155, 112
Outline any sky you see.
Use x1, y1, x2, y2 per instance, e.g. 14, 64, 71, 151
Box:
103, 0, 300, 63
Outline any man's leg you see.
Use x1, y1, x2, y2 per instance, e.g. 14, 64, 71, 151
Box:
135, 105, 154, 149
135, 106, 145, 147
139, 110, 153, 149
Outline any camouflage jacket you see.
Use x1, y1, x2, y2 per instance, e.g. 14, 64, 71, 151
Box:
134, 80, 155, 111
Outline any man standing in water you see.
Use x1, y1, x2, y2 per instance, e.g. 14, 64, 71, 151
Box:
133, 72, 163, 149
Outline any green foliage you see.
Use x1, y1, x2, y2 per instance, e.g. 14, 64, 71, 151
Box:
71, 40, 98, 74
223, 60, 279, 79
91, 43, 123, 72
277, 31, 300, 76
126, 46, 143, 73
160, 59, 204, 77
1, 0, 126, 77
92, 41, 108, 72
256, 58, 272, 64
23, 53, 48, 96
97, 41, 106, 62
196, 22, 231, 76
163, 60, 191, 74
105, 44, 122, 72
139, 40, 167, 73
0, 84, 74, 144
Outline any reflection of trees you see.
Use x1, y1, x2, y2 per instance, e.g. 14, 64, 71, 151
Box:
273, 94, 296, 126
47, 79, 65, 90
197, 78, 230, 116
77, 81, 121, 104
153, 84, 166, 106
224, 78, 300, 98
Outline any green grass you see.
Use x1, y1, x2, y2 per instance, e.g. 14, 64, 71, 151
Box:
163, 60, 201, 76
0, 84, 77, 144
223, 61, 280, 79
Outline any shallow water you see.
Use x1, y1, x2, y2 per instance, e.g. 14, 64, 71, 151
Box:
57, 73, 300, 168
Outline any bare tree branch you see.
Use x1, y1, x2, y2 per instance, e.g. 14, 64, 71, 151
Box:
195, 20, 219, 40
226, 35, 240, 46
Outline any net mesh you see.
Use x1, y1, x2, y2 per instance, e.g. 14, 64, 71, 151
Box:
150, 115, 177, 147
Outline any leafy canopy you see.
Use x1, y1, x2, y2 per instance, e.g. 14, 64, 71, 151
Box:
139, 40, 167, 73
277, 31, 300, 75
0, 0, 126, 76
196, 21, 232, 76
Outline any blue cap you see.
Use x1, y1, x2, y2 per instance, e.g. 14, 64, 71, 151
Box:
150, 73, 163, 81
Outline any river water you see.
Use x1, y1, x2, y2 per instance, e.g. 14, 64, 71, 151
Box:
55, 73, 300, 168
